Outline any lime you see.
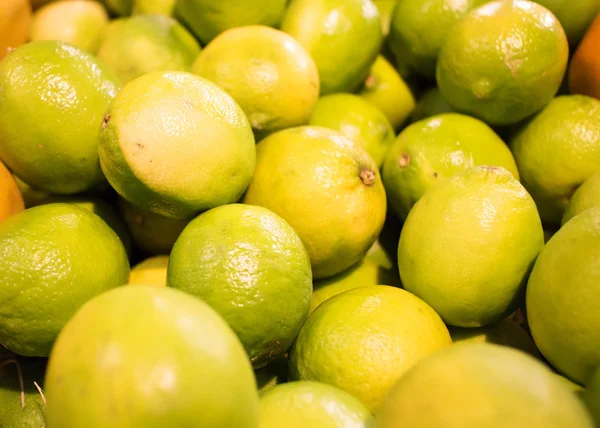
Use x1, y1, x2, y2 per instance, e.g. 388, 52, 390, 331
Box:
193, 25, 319, 135
569, 14, 600, 99
511, 95, 600, 226
534, 0, 600, 44
526, 205, 600, 384
281, 0, 382, 94
97, 15, 201, 85
30, 0, 109, 53
102, 0, 131, 16
99, 71, 256, 220
358, 56, 415, 130
168, 204, 312, 368
382, 114, 519, 220
259, 381, 373, 428
45, 286, 259, 427
129, 256, 169, 287
562, 173, 600, 224
0, 358, 47, 428
398, 166, 544, 327
0, 160, 24, 222
436, 0, 569, 125
290, 286, 451, 412
0, 0, 31, 60
583, 367, 600, 425
0, 204, 129, 356
409, 87, 455, 122
0, 41, 120, 194
244, 126, 386, 279
133, 0, 176, 15
375, 343, 594, 427
374, 0, 396, 36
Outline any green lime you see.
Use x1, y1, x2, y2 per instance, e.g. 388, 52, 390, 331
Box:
0, 358, 47, 428
583, 367, 600, 425
374, 0, 396, 36
562, 172, 600, 224
409, 87, 455, 123
534, 0, 600, 44
133, 0, 176, 15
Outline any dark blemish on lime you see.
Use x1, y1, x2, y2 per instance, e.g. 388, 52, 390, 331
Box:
433, 172, 438, 178
399, 153, 411, 167
101, 114, 111, 129
360, 168, 376, 186
136, 142, 144, 149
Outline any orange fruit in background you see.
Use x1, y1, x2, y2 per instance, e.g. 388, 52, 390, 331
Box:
0, 0, 31, 60
0, 160, 24, 222
569, 13, 600, 100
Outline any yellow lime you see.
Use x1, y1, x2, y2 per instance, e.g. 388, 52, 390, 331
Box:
129, 256, 169, 287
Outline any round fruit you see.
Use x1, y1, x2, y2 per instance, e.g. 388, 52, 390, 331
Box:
436, 0, 569, 125
290, 286, 452, 412
0, 0, 31, 60
398, 166, 544, 327
45, 286, 259, 428
119, 199, 189, 255
375, 343, 594, 428
168, 204, 312, 368
129, 256, 169, 287
133, 0, 176, 15
526, 205, 600, 384
0, 204, 129, 356
99, 71, 256, 220
0, 41, 120, 194
569, 14, 600, 99
175, 0, 287, 44
358, 56, 415, 130
409, 87, 455, 122
0, 358, 47, 428
562, 173, 600, 224
511, 95, 600, 226
374, 0, 395, 36
259, 381, 373, 428
309, 94, 395, 167
281, 0, 382, 94
534, 0, 600, 44
389, 0, 488, 78
193, 25, 319, 135
97, 15, 201, 85
102, 0, 132, 16
0, 160, 24, 222
583, 367, 600, 425
30, 0, 109, 53
243, 126, 386, 279
382, 113, 519, 219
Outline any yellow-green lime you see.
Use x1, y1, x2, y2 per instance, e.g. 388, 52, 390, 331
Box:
409, 87, 455, 122
193, 25, 319, 135
534, 0, 600, 44
0, 203, 129, 356
389, 0, 488, 78
256, 357, 288, 396
175, 0, 287, 44
309, 94, 395, 167
101, 0, 131, 16
0, 160, 24, 222
290, 286, 452, 412
375, 343, 594, 428
511, 95, 600, 226
382, 113, 519, 220
29, 0, 109, 53
374, 0, 396, 36
398, 166, 544, 327
526, 205, 600, 384
436, 0, 569, 125
99, 71, 256, 220
583, 367, 600, 425
0, 41, 121, 194
45, 286, 259, 427
129, 255, 169, 287
358, 56, 415, 130
562, 172, 600, 224
0, 358, 47, 428
244, 126, 386, 279
281, 0, 382, 94
97, 15, 201, 85
259, 381, 373, 428
133, 0, 176, 15
168, 204, 312, 368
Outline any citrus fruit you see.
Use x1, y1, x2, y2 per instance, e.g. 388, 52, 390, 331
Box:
0, 358, 47, 428
102, 0, 132, 16
259, 381, 373, 428
309, 94, 395, 167
510, 95, 600, 226
97, 15, 201, 85
0, 160, 24, 222
409, 87, 455, 122
449, 318, 540, 358
569, 14, 600, 99
436, 0, 569, 125
526, 205, 600, 384
0, 0, 31, 60
382, 114, 519, 220
29, 0, 109, 54
290, 286, 452, 412
0, 41, 120, 194
168, 204, 312, 368
243, 126, 386, 279
44, 286, 259, 428
398, 166, 544, 327
562, 172, 600, 224
0, 203, 129, 356
133, 0, 176, 15
310, 258, 400, 314
99, 71, 256, 220
175, 0, 287, 44
374, 0, 396, 36
256, 356, 288, 395
389, 0, 488, 78
534, 0, 600, 44
119, 199, 189, 255
281, 0, 382, 94
192, 25, 319, 135
358, 56, 415, 130
129, 255, 169, 287
583, 367, 600, 425
375, 343, 594, 428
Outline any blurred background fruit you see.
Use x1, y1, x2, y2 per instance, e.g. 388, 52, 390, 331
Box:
0, 160, 24, 222
129, 255, 169, 286
408, 87, 455, 122
569, 13, 600, 99
562, 172, 600, 224
534, 0, 600, 45
0, 0, 31, 60
582, 367, 600, 425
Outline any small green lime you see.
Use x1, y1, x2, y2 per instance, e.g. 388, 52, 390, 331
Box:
409, 87, 455, 123
562, 172, 600, 224
0, 358, 47, 428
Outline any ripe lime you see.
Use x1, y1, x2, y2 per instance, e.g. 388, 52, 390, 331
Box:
0, 160, 24, 222
562, 172, 600, 224
129, 256, 169, 287
534, 0, 600, 44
